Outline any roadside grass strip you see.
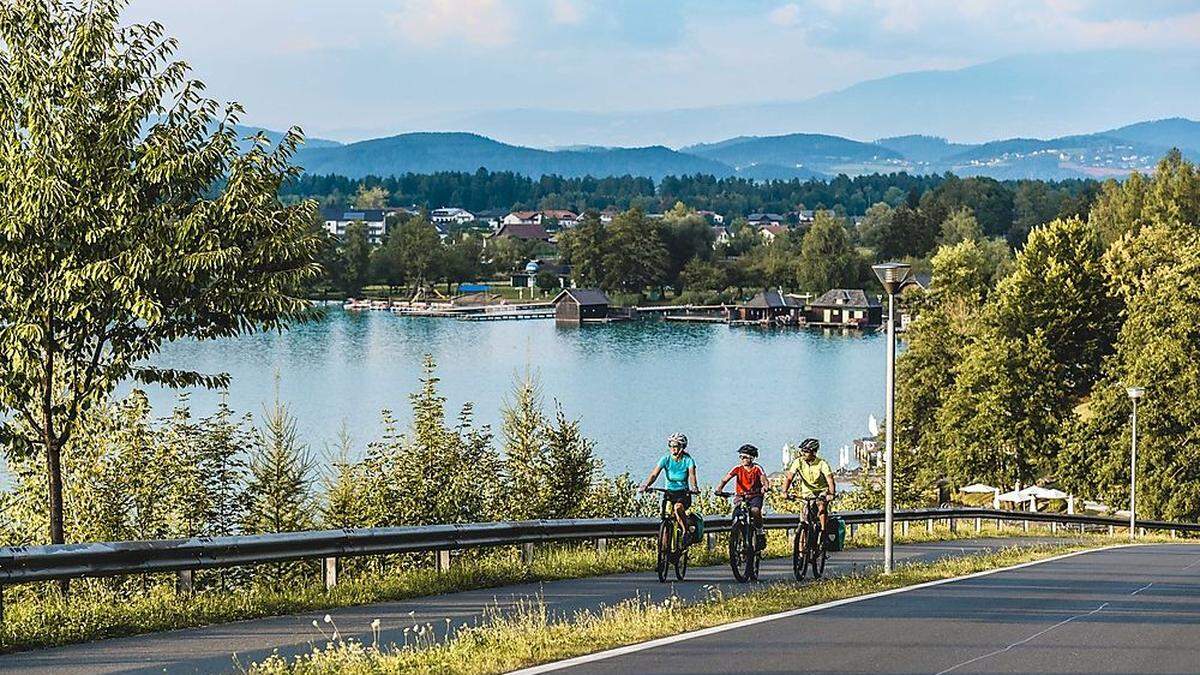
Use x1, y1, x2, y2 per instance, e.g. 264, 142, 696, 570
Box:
246, 542, 1115, 675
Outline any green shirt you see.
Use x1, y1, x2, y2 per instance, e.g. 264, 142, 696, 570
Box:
788, 456, 833, 496
657, 453, 695, 491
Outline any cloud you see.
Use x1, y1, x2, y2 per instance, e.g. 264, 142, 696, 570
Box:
768, 3, 801, 27
389, 0, 516, 48
550, 0, 585, 25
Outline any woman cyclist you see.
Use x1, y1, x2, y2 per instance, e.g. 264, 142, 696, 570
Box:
639, 432, 699, 543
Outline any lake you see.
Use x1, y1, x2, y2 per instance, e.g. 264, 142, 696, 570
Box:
129, 307, 887, 486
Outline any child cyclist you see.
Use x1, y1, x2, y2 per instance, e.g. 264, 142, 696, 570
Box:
639, 432, 699, 544
716, 444, 769, 547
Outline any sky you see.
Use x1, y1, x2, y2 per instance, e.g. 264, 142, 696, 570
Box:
124, 0, 1200, 143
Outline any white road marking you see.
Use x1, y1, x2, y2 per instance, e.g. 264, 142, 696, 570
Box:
934, 602, 1110, 675
1183, 557, 1200, 571
508, 545, 1133, 675
1130, 582, 1153, 596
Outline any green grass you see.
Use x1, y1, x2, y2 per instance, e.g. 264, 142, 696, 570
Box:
246, 542, 1100, 674
0, 522, 1175, 655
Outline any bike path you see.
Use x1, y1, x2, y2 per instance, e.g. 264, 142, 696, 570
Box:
0, 536, 1068, 674
542, 543, 1200, 674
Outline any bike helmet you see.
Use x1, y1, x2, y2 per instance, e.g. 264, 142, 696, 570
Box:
667, 432, 688, 449
737, 443, 759, 458
799, 437, 820, 453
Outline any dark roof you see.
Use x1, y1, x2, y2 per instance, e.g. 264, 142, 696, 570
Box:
742, 289, 803, 309
747, 213, 785, 222
493, 222, 550, 240
911, 273, 933, 290
808, 289, 880, 309
321, 207, 389, 222
552, 288, 609, 307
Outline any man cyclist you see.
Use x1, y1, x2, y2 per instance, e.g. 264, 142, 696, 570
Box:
639, 432, 699, 544
715, 444, 769, 545
782, 437, 836, 536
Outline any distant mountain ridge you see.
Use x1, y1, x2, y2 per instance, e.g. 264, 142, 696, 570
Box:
285, 118, 1200, 182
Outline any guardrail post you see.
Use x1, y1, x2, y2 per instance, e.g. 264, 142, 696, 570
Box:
877, 522, 884, 537
848, 523, 857, 539
175, 569, 194, 595
996, 517, 1002, 531
1022, 519, 1029, 532
975, 517, 982, 533
521, 542, 535, 566
1, 584, 4, 624
901, 521, 909, 536
1108, 525, 1115, 536
596, 537, 608, 554
435, 550, 451, 573
926, 518, 933, 534
1172, 529, 1178, 539
1051, 521, 1057, 534
949, 517, 957, 534
705, 533, 716, 553
1139, 527, 1146, 537
323, 557, 339, 590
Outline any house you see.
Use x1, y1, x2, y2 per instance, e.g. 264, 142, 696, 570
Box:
430, 207, 476, 226
729, 289, 804, 324
711, 226, 732, 247
807, 289, 882, 328
795, 209, 816, 225
697, 210, 725, 225
503, 211, 540, 226
492, 222, 551, 241
747, 213, 785, 227
502, 210, 578, 229
758, 223, 788, 244
321, 207, 393, 244
473, 208, 508, 230
552, 288, 609, 324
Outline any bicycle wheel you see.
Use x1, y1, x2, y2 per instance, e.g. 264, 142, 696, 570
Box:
749, 545, 761, 581
808, 527, 827, 579
675, 547, 689, 580
729, 523, 749, 582
792, 524, 808, 580
656, 521, 670, 583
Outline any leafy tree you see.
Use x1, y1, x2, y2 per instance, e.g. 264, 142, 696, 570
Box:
678, 259, 727, 293
339, 222, 373, 295
855, 201, 894, 252
796, 212, 864, 292
375, 216, 442, 295
559, 212, 606, 287
880, 202, 937, 259
353, 185, 390, 209
938, 207, 983, 245
440, 234, 484, 293
659, 202, 714, 289
0, 0, 320, 548
543, 407, 602, 519
602, 208, 667, 294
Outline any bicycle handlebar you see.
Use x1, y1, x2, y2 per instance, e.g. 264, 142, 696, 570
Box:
644, 487, 700, 495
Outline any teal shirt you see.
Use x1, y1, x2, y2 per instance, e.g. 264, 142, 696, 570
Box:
657, 453, 695, 491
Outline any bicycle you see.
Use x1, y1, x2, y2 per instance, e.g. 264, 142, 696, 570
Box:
716, 490, 764, 582
790, 494, 834, 580
646, 487, 698, 582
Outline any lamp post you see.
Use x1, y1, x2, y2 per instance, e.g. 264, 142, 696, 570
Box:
873, 262, 912, 573
1126, 386, 1144, 541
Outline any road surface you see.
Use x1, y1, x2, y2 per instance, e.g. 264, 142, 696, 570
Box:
535, 543, 1200, 674
0, 537, 1065, 673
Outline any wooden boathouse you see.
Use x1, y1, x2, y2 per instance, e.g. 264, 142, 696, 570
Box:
551, 288, 610, 324
729, 289, 804, 325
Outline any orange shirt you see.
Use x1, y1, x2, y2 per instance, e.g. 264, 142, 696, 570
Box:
727, 464, 766, 495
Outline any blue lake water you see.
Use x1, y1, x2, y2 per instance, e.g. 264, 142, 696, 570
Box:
126, 307, 887, 486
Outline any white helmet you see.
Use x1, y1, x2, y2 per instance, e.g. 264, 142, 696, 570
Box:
667, 432, 688, 449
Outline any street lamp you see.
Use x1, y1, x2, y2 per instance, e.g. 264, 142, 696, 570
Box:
873, 262, 912, 573
1126, 386, 1145, 541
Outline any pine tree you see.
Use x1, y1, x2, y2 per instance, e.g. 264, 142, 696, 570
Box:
501, 376, 549, 519
543, 406, 601, 519
241, 399, 315, 535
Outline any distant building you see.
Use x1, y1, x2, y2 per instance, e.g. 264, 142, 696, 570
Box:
712, 226, 732, 247
503, 211, 540, 226
747, 213, 786, 227
503, 210, 578, 229
807, 289, 882, 327
493, 222, 551, 241
854, 437, 883, 470
321, 207, 392, 244
697, 210, 725, 225
795, 209, 816, 224
473, 208, 508, 230
730, 289, 804, 324
430, 207, 475, 226
552, 288, 610, 324
758, 223, 788, 244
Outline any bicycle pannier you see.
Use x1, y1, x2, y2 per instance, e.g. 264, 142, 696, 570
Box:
825, 517, 846, 552
689, 513, 705, 546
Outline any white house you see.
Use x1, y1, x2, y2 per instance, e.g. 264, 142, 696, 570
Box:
430, 207, 475, 226
712, 225, 731, 247
503, 210, 540, 226
321, 208, 391, 244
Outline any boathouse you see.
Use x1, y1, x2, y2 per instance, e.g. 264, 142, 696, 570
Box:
731, 289, 804, 324
552, 288, 609, 323
807, 289, 882, 328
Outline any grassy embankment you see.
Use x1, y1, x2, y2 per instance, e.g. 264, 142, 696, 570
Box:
247, 542, 1107, 674
0, 521, 1171, 655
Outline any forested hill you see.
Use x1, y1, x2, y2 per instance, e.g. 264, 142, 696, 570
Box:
292, 132, 733, 181
285, 119, 1200, 182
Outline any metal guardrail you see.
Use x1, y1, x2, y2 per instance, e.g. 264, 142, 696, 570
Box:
1, 507, 1196, 590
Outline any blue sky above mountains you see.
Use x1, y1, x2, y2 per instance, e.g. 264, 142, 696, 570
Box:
127, 1, 1200, 145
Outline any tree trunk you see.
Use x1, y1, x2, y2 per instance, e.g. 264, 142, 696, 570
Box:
45, 436, 69, 596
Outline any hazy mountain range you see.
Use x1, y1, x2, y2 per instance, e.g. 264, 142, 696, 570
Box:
285, 118, 1200, 182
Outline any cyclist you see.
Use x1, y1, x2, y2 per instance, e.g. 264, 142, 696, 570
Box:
715, 444, 769, 538
782, 437, 836, 534
639, 432, 699, 543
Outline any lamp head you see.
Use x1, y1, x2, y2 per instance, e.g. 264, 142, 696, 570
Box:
872, 262, 913, 295
1126, 386, 1145, 401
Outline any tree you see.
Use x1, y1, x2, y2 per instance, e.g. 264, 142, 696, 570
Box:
938, 207, 983, 245
559, 212, 606, 287
659, 202, 714, 290
440, 234, 484, 294
353, 185, 390, 209
602, 208, 667, 294
678, 259, 727, 293
880, 202, 937, 259
500, 377, 550, 519
0, 0, 320, 549
855, 202, 894, 252
378, 216, 443, 295
241, 398, 315, 535
796, 212, 863, 292
339, 222, 373, 295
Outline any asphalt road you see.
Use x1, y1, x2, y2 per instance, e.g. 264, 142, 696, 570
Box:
0, 537, 1065, 674
539, 543, 1200, 674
